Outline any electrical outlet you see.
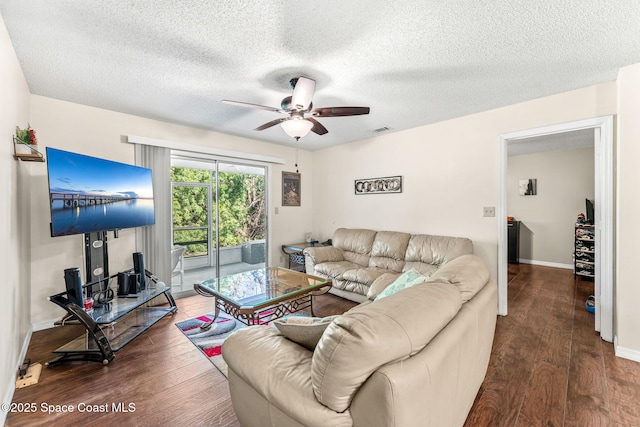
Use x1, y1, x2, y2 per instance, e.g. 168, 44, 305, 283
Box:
483, 207, 496, 217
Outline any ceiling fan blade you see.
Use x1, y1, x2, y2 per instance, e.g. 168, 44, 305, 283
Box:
307, 117, 328, 135
254, 118, 287, 131
223, 99, 284, 113
311, 106, 370, 117
291, 77, 316, 110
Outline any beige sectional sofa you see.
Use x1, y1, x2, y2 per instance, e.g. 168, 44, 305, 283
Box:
303, 228, 474, 302
222, 228, 497, 427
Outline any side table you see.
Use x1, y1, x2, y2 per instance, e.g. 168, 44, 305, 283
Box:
281, 242, 310, 271
281, 242, 328, 272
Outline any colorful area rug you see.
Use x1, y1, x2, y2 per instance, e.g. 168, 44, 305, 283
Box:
175, 313, 246, 377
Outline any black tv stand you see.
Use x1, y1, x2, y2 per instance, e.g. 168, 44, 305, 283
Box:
47, 271, 177, 366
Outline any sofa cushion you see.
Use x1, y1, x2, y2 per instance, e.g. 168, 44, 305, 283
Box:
368, 231, 411, 272
332, 228, 377, 266
341, 267, 389, 286
335, 279, 370, 298
315, 263, 388, 290
311, 281, 462, 413
273, 316, 339, 351
426, 254, 490, 302
315, 261, 362, 279
374, 269, 427, 301
405, 234, 473, 265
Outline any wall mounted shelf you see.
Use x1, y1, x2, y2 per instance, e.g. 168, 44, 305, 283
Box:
13, 137, 45, 162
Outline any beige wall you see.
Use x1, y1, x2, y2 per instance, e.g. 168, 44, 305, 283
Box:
5, 8, 640, 410
0, 13, 31, 420
616, 63, 640, 354
312, 82, 616, 282
28, 96, 312, 326
508, 147, 595, 265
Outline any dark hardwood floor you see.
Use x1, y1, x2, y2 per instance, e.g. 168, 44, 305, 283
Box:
465, 263, 640, 427
6, 291, 355, 427
8, 265, 640, 426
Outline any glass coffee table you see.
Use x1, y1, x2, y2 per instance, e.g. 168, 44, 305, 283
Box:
193, 267, 332, 330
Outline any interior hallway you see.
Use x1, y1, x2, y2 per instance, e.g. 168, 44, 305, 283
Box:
465, 263, 640, 426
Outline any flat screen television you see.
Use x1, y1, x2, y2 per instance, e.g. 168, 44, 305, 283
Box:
586, 198, 595, 225
46, 147, 155, 237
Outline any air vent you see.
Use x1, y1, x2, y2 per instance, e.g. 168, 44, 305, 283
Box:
373, 126, 391, 133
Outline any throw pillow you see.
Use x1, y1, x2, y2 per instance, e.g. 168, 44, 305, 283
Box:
374, 268, 427, 301
273, 315, 339, 350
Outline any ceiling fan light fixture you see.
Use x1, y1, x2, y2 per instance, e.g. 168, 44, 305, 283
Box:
281, 119, 313, 139
223, 76, 369, 139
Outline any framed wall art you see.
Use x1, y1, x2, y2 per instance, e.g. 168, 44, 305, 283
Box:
355, 176, 402, 195
282, 171, 301, 206
519, 178, 537, 196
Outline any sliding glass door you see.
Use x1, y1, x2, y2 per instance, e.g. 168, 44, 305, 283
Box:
170, 157, 267, 292
171, 168, 212, 270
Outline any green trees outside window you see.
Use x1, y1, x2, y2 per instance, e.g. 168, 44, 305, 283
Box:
171, 166, 265, 258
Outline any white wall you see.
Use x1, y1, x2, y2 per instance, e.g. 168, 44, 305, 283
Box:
616, 63, 640, 358
5, 8, 640, 404
312, 82, 616, 284
0, 12, 32, 424
508, 147, 595, 265
28, 96, 313, 326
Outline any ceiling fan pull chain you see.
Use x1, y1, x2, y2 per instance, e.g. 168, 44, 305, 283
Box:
295, 147, 299, 173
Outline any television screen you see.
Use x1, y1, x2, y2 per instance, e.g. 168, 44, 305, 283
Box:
586, 198, 595, 225
46, 147, 155, 237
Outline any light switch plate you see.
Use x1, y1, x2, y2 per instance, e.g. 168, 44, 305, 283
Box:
483, 206, 496, 217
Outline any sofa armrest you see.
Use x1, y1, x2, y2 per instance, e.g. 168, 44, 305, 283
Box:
303, 246, 344, 272
350, 280, 497, 427
222, 326, 352, 427
426, 254, 490, 302
366, 272, 401, 300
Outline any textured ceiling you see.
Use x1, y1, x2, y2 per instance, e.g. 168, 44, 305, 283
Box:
2, 1, 639, 151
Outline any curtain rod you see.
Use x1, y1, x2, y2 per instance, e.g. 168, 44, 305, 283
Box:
127, 135, 285, 164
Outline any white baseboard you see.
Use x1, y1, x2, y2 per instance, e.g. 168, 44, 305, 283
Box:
614, 337, 640, 363
2, 327, 33, 426
33, 318, 57, 332
518, 259, 574, 270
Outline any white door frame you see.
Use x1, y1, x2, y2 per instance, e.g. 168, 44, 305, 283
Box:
497, 115, 614, 342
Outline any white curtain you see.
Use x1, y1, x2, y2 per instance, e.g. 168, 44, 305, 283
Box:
135, 144, 171, 285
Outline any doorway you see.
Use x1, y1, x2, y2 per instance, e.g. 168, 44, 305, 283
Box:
497, 116, 614, 342
170, 155, 268, 292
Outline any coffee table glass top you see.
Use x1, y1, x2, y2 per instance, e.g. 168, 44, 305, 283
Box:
196, 267, 330, 308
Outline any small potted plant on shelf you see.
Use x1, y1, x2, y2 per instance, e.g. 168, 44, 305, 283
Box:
14, 124, 38, 154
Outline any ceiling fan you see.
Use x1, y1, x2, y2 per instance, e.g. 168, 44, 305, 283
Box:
222, 77, 370, 141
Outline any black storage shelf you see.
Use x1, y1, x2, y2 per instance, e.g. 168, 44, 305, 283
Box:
574, 224, 595, 279
47, 275, 177, 366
